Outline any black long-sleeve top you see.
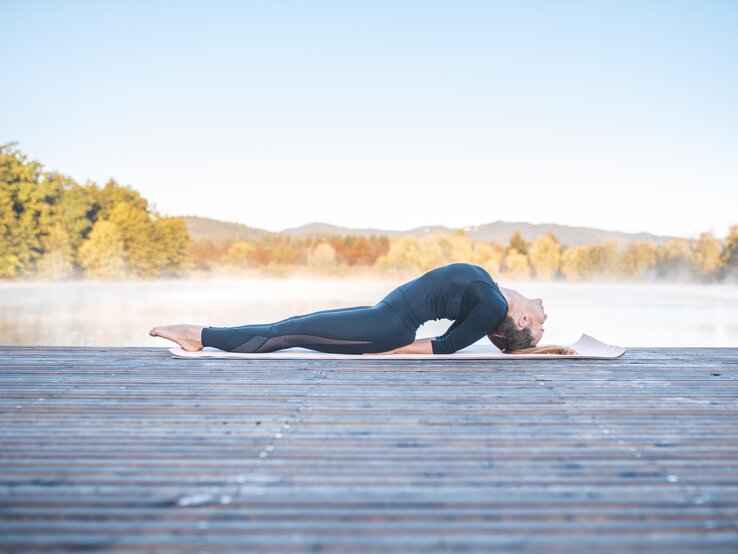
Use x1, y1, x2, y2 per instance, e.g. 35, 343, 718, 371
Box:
395, 262, 509, 354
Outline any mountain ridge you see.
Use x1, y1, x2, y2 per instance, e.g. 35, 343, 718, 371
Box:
181, 215, 681, 248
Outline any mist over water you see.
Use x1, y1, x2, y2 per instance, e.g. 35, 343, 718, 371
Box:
1, 278, 736, 348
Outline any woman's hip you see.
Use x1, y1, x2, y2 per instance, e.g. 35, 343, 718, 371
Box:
377, 287, 422, 332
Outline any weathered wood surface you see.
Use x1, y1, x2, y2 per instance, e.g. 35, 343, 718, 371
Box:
1, 346, 737, 553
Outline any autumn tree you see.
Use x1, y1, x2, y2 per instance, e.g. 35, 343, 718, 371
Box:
94, 179, 149, 221
438, 230, 473, 263
502, 247, 532, 279
375, 236, 421, 273
560, 240, 619, 281
509, 231, 528, 256
107, 202, 160, 278
690, 232, 723, 279
78, 220, 129, 279
0, 143, 45, 276
153, 215, 194, 276
619, 240, 659, 279
0, 144, 195, 280
471, 241, 505, 276
719, 225, 738, 281
222, 241, 256, 267
35, 222, 75, 280
307, 242, 337, 271
528, 233, 562, 281
271, 242, 299, 265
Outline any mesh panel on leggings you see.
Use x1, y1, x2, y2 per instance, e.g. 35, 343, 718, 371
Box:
232, 335, 270, 353
254, 334, 374, 353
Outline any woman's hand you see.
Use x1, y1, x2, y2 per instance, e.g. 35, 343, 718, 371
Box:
364, 348, 402, 355
504, 345, 578, 355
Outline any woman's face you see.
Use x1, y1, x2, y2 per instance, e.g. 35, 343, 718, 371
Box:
529, 298, 547, 345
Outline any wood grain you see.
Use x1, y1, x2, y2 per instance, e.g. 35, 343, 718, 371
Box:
1, 346, 737, 552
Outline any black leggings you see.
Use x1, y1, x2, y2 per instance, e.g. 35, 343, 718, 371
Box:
201, 287, 419, 354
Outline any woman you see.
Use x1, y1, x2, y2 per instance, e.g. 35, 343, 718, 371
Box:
149, 262, 576, 355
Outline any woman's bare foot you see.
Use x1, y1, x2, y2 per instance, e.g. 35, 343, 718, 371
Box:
149, 324, 205, 352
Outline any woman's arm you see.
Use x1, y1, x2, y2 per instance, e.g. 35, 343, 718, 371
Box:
365, 338, 434, 355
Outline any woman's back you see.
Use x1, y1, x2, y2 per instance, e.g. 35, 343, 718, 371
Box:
396, 262, 505, 324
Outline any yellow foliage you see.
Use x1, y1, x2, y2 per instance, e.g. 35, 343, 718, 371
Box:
376, 236, 421, 272
307, 242, 337, 270
36, 223, 74, 280
560, 245, 589, 281
108, 202, 159, 278
691, 232, 723, 276
272, 243, 299, 265
223, 241, 255, 267
78, 220, 130, 279
560, 240, 620, 280
658, 238, 693, 263
376, 233, 477, 274
503, 248, 532, 279
619, 240, 659, 279
528, 234, 562, 281
153, 216, 194, 276
471, 241, 505, 277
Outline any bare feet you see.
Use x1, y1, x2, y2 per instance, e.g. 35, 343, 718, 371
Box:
149, 324, 205, 352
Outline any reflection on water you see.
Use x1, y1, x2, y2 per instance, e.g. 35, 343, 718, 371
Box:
1, 277, 737, 347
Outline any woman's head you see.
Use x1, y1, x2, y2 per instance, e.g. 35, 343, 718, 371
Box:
487, 315, 535, 352
491, 288, 548, 352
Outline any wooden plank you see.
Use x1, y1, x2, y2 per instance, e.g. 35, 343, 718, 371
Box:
0, 346, 737, 552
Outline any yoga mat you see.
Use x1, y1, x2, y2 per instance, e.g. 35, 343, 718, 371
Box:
168, 333, 625, 360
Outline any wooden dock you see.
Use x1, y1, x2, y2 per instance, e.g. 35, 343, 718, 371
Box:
1, 346, 737, 553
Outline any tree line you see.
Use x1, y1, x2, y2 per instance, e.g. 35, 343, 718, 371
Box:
2, 143, 737, 282
0, 143, 192, 279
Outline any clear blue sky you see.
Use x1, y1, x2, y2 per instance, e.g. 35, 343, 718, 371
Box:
1, 0, 736, 238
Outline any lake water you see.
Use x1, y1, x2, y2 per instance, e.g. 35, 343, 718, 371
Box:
1, 277, 737, 348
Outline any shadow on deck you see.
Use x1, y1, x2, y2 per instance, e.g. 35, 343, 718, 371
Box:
1, 346, 737, 553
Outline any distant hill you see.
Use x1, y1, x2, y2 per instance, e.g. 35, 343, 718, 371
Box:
277, 222, 453, 239
276, 221, 681, 247
181, 215, 277, 242
182, 216, 680, 248
460, 221, 678, 248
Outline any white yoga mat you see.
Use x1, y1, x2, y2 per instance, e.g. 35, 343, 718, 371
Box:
169, 333, 625, 360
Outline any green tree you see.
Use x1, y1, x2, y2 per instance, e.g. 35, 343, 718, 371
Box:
509, 231, 528, 255
94, 179, 149, 221
56, 177, 98, 255
35, 222, 75, 280
78, 220, 129, 279
153, 216, 194, 276
0, 143, 45, 275
108, 202, 159, 278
